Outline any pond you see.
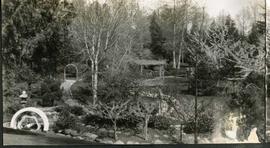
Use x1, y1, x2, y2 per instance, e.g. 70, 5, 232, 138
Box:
3, 128, 97, 145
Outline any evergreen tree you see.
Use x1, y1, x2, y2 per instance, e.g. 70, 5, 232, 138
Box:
149, 12, 167, 59
248, 21, 266, 46
2, 0, 75, 76
224, 15, 240, 41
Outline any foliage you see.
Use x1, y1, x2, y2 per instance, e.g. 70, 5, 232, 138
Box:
226, 73, 264, 139
2, 0, 76, 75
148, 115, 173, 130
183, 104, 215, 134
82, 113, 141, 129
189, 61, 219, 96
98, 74, 139, 103
183, 113, 214, 134
71, 81, 92, 104
5, 102, 22, 115
53, 107, 76, 131
39, 77, 62, 107
132, 100, 158, 140
149, 11, 167, 59
70, 105, 85, 116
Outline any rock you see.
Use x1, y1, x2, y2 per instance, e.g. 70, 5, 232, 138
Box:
247, 128, 260, 143
114, 140, 124, 144
123, 132, 131, 136
154, 134, 159, 138
58, 130, 63, 133
86, 125, 93, 128
154, 139, 164, 144
76, 136, 84, 140
47, 130, 55, 135
56, 133, 65, 137
127, 141, 140, 144
3, 122, 10, 128
126, 141, 135, 144
83, 133, 98, 141
141, 142, 150, 144
163, 134, 169, 138
64, 129, 72, 135
108, 129, 114, 134
97, 128, 108, 136
103, 140, 114, 144
70, 130, 79, 137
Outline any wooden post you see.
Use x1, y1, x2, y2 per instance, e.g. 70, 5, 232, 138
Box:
180, 124, 183, 143
159, 65, 162, 78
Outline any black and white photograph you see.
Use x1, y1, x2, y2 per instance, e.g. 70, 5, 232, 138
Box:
2, 0, 270, 145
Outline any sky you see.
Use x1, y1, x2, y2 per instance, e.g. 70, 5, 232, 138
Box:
138, 0, 254, 18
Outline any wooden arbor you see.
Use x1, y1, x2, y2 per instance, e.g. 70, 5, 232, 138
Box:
64, 64, 79, 81
134, 60, 166, 79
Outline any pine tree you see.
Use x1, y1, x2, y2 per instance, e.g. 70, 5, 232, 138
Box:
224, 15, 240, 41
149, 12, 167, 59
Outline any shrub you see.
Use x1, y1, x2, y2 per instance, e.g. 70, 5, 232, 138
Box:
70, 81, 92, 104
5, 102, 22, 115
40, 77, 62, 107
83, 114, 112, 128
70, 106, 85, 116
183, 114, 214, 134
53, 108, 76, 132
148, 115, 173, 130
117, 114, 142, 128
82, 113, 141, 129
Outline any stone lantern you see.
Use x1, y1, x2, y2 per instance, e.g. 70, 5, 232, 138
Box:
20, 91, 28, 106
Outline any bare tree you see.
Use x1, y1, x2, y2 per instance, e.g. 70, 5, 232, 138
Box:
96, 100, 130, 140
130, 100, 157, 140
69, 0, 128, 105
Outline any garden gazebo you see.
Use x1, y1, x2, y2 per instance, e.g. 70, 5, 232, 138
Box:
134, 59, 166, 79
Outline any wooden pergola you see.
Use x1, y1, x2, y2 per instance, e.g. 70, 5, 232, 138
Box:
134, 60, 166, 78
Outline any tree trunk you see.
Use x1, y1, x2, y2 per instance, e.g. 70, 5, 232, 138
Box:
93, 58, 98, 106
177, 46, 182, 70
144, 115, 149, 140
113, 120, 117, 140
90, 59, 95, 105
264, 37, 268, 143
173, 51, 176, 69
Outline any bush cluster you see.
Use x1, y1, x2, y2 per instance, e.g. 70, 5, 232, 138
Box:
53, 107, 77, 132
183, 114, 214, 134
71, 82, 92, 104
70, 106, 85, 116
148, 115, 173, 130
39, 77, 62, 107
82, 114, 141, 129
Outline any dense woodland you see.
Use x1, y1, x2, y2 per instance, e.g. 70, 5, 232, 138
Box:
2, 0, 270, 144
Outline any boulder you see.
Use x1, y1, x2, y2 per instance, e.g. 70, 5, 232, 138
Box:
56, 133, 66, 137
70, 130, 79, 137
108, 129, 114, 134
97, 128, 108, 136
102, 140, 114, 144
64, 129, 72, 135
114, 140, 124, 144
163, 134, 169, 138
83, 133, 98, 141
76, 136, 84, 140
3, 122, 10, 128
154, 139, 164, 144
126, 141, 136, 144
86, 125, 94, 128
